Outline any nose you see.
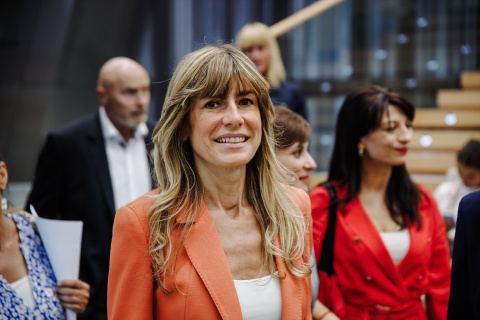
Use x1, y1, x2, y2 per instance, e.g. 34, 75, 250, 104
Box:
398, 125, 413, 143
223, 100, 244, 127
304, 152, 317, 171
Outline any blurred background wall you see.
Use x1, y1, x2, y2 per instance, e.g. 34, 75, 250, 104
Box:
0, 0, 478, 206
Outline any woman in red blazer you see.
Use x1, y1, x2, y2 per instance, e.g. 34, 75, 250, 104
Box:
108, 44, 313, 319
310, 85, 451, 320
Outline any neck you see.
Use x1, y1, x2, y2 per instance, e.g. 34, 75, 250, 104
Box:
360, 159, 392, 194
0, 207, 16, 250
117, 126, 134, 143
197, 164, 248, 215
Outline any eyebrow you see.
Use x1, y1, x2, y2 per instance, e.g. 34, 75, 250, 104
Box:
237, 90, 254, 97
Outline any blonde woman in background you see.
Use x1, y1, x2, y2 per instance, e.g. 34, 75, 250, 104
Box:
237, 22, 309, 121
108, 44, 314, 319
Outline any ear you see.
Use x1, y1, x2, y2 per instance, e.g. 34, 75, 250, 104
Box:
0, 161, 8, 191
358, 138, 366, 151
97, 85, 108, 106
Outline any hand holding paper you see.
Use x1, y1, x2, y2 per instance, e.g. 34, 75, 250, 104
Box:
30, 205, 84, 320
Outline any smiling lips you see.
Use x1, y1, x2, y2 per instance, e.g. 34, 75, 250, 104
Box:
215, 137, 247, 143
395, 148, 408, 154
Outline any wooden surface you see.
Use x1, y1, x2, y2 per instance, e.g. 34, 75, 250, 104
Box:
410, 130, 480, 151
414, 109, 480, 129
406, 150, 456, 174
436, 89, 480, 110
461, 71, 480, 90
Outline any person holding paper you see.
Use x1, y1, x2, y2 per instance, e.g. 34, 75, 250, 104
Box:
108, 44, 313, 319
0, 154, 90, 319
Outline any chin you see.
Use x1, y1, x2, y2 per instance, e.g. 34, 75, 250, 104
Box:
295, 182, 309, 193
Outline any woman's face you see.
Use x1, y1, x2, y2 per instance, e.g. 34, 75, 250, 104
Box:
188, 81, 262, 172
277, 141, 317, 192
359, 105, 413, 168
242, 44, 270, 77
458, 162, 480, 188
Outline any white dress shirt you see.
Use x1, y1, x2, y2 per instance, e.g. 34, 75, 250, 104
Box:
99, 107, 152, 211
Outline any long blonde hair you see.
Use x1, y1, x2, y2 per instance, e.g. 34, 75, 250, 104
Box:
148, 44, 310, 294
236, 22, 287, 89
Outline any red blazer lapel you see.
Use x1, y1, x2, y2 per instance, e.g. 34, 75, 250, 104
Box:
342, 198, 404, 286
397, 218, 428, 276
183, 201, 243, 320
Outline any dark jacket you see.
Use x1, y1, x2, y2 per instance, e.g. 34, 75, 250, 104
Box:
26, 111, 156, 320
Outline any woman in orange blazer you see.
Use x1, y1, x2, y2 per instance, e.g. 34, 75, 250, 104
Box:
108, 44, 313, 320
310, 85, 451, 320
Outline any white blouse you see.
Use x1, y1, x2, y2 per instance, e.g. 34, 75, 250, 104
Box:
379, 229, 410, 265
10, 275, 35, 310
234, 275, 282, 320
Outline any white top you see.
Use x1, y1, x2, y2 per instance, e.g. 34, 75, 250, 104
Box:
379, 229, 410, 265
10, 275, 35, 310
99, 107, 152, 211
234, 275, 282, 320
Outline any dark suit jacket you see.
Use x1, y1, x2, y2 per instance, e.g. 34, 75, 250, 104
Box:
447, 190, 480, 319
26, 111, 156, 320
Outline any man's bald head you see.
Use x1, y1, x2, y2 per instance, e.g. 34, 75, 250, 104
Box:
97, 57, 149, 88
96, 57, 151, 142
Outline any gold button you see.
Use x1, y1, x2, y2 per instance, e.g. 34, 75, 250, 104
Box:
353, 236, 360, 244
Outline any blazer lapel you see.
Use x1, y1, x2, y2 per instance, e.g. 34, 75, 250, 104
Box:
342, 198, 404, 286
397, 218, 428, 277
87, 113, 115, 216
183, 201, 243, 319
274, 234, 303, 319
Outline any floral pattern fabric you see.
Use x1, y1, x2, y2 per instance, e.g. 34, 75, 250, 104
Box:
0, 213, 65, 319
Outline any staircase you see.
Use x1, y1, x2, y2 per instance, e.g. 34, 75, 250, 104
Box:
408, 71, 480, 191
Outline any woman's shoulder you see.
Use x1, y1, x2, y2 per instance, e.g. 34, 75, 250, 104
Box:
310, 181, 346, 199
115, 189, 161, 228
282, 184, 310, 209
416, 184, 437, 207
6, 211, 36, 231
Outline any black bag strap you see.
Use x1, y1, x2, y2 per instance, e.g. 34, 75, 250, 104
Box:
317, 182, 337, 276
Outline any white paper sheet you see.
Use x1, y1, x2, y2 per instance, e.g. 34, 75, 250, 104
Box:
30, 205, 83, 320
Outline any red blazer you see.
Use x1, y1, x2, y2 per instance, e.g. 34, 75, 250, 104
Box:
108, 188, 313, 319
310, 184, 450, 320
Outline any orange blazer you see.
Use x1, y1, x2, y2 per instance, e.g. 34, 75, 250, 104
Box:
310, 184, 451, 320
108, 188, 313, 319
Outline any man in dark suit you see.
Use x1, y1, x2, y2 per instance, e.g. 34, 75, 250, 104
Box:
447, 190, 480, 319
27, 57, 156, 319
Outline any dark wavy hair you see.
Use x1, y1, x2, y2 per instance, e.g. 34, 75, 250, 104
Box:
328, 85, 421, 228
458, 139, 480, 170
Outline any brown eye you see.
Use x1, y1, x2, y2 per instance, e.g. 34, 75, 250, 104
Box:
239, 98, 253, 106
204, 101, 220, 109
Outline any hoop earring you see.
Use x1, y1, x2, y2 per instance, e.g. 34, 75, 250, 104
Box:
358, 148, 365, 157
